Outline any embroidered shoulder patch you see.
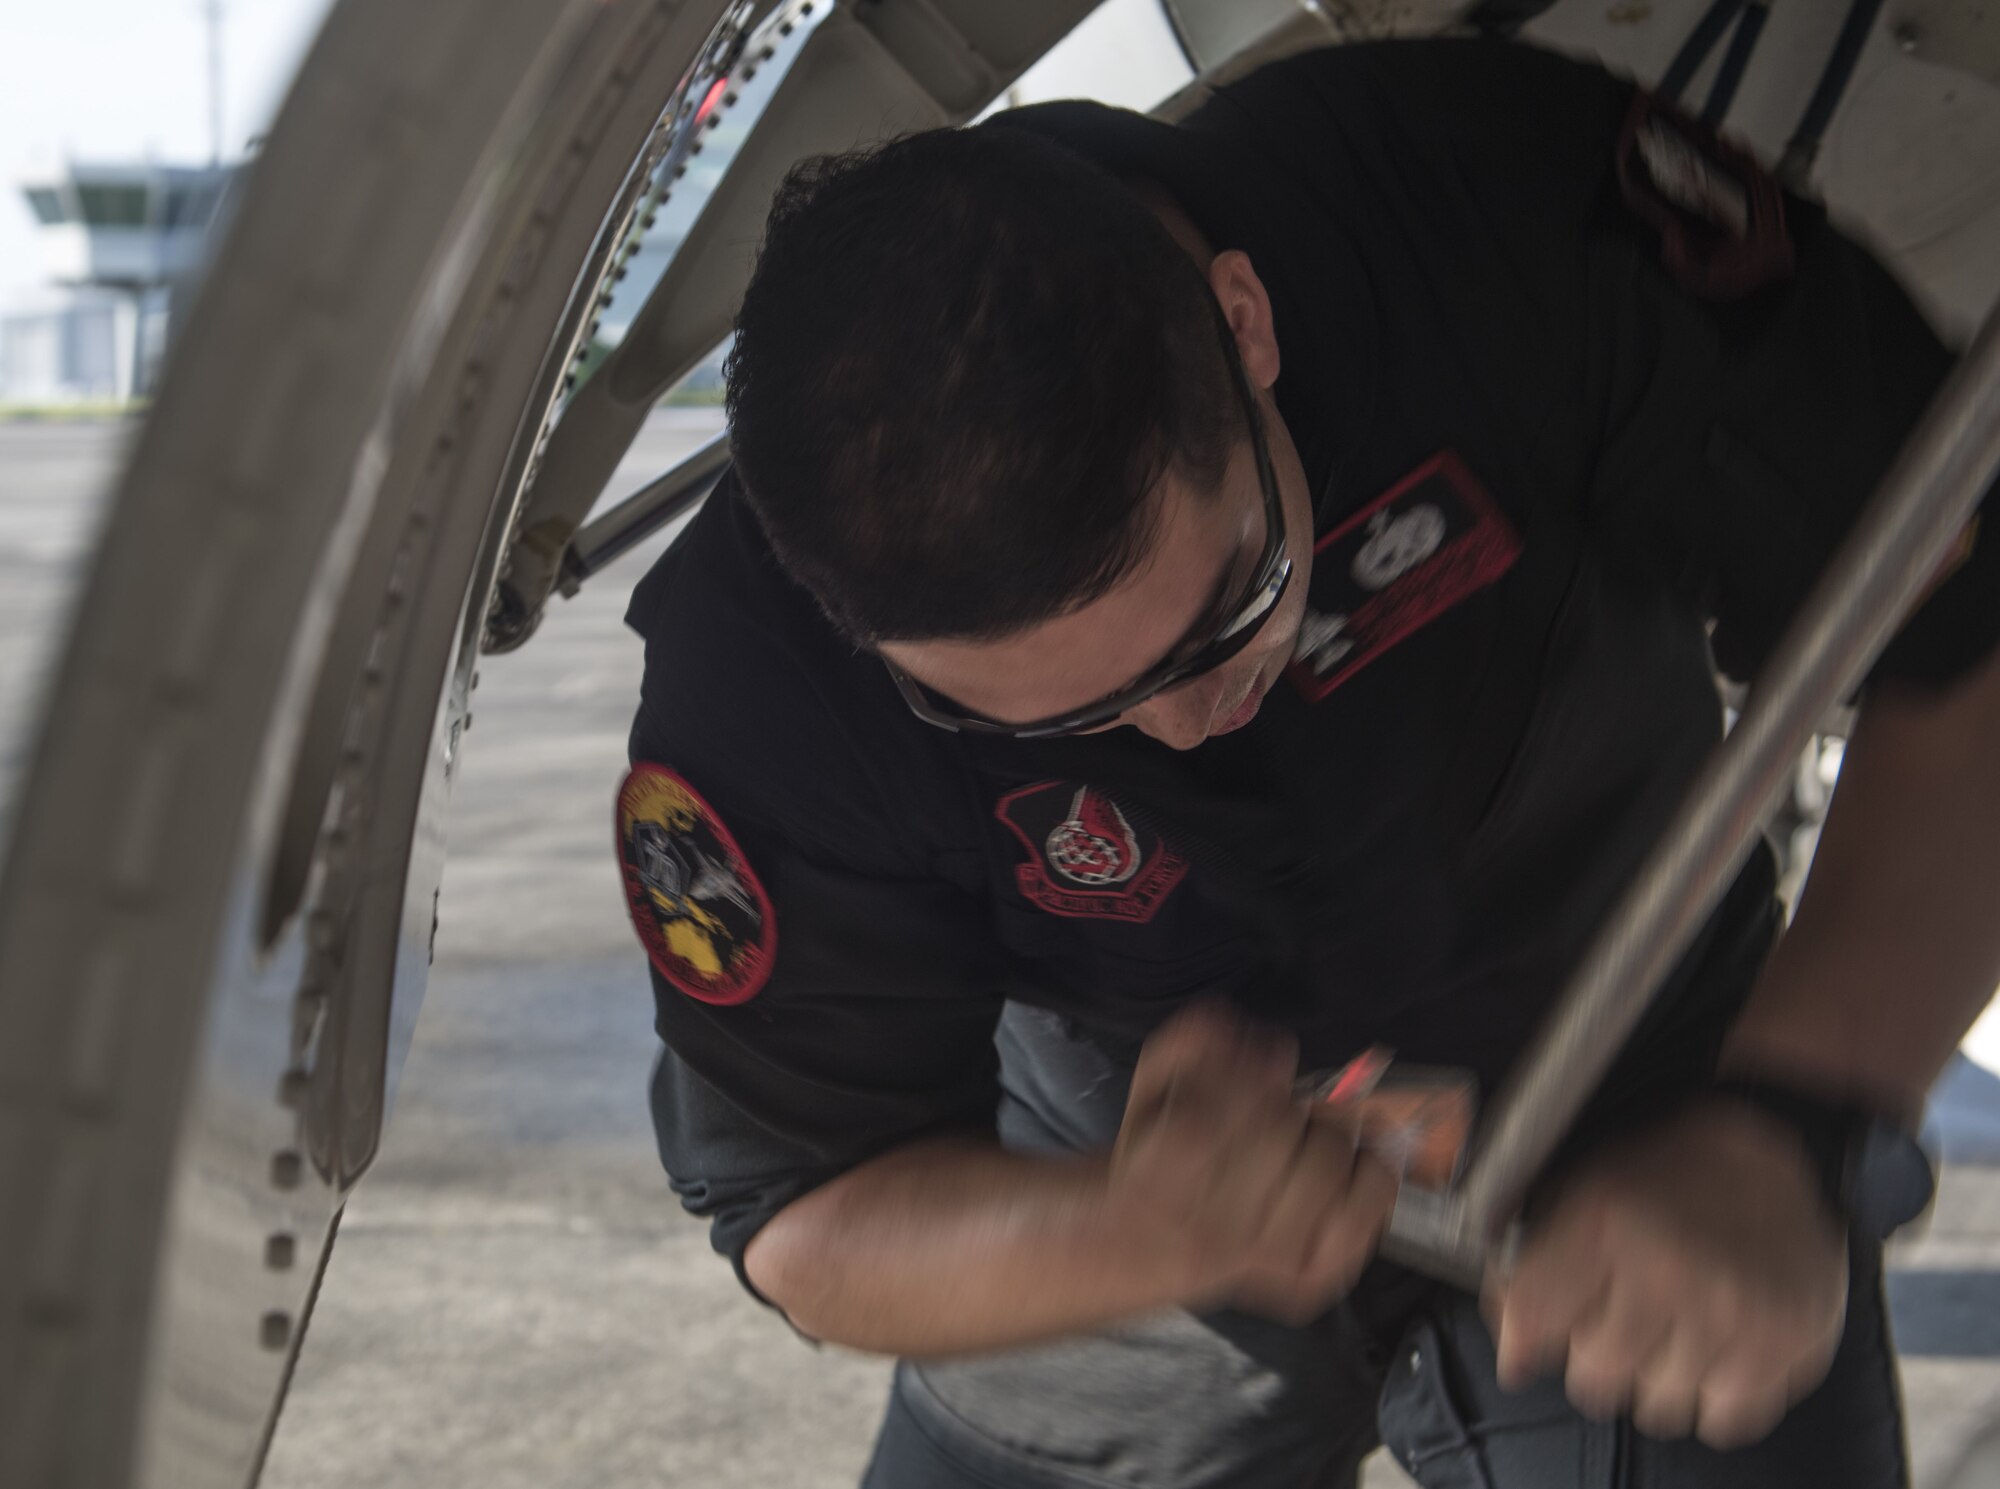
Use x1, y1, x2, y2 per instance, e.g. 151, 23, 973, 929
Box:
1288, 451, 1521, 701
616, 764, 775, 1004
995, 782, 1189, 923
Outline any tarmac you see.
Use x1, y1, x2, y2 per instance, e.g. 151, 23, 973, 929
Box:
2, 414, 1996, 1487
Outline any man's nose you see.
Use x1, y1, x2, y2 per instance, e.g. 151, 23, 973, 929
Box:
1127, 679, 1220, 751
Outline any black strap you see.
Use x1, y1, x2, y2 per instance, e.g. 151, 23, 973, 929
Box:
1777, 0, 1886, 188
1700, 0, 1767, 127
1660, 0, 1747, 102
1659, 0, 1770, 129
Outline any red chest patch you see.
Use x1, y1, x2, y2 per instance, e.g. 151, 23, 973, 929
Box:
1288, 451, 1521, 702
995, 782, 1188, 923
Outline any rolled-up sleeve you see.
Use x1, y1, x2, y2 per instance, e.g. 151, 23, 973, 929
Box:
634, 798, 1010, 1291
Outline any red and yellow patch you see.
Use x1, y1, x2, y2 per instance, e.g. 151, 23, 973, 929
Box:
616, 764, 775, 1005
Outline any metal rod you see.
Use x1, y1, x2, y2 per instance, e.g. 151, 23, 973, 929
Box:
558, 428, 731, 592
1387, 301, 2000, 1278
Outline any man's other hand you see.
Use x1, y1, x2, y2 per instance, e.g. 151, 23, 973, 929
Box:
1483, 1100, 1849, 1449
1111, 1003, 1399, 1325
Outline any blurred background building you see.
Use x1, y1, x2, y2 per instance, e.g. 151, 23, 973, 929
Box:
0, 0, 255, 408
1, 160, 234, 403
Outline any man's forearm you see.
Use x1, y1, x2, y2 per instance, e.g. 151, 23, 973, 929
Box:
1724, 644, 2000, 1116
743, 1136, 1203, 1355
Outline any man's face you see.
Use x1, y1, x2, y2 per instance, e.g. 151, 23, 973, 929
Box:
880, 385, 1316, 752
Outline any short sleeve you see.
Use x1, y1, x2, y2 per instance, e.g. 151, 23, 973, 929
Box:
1229, 38, 1999, 690
629, 779, 1009, 1289
1582, 161, 1998, 689
618, 480, 1014, 1296
1671, 196, 1998, 688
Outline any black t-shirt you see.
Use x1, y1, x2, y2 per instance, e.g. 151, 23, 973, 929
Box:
620, 37, 1999, 1285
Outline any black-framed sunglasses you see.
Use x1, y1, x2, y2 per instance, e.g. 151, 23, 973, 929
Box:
884, 324, 1292, 741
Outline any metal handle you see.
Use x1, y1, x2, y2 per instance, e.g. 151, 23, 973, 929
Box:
556, 428, 732, 594
1387, 299, 2000, 1282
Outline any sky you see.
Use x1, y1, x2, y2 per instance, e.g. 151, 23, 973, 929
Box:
0, 0, 1186, 305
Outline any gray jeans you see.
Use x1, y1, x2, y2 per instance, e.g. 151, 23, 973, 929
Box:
863, 1237, 1905, 1488
859, 1006, 1909, 1489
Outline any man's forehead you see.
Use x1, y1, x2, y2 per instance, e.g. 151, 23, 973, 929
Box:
880, 455, 1252, 723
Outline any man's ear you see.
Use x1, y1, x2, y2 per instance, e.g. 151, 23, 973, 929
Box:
1208, 249, 1280, 392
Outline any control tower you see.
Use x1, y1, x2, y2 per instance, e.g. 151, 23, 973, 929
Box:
1, 161, 233, 404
